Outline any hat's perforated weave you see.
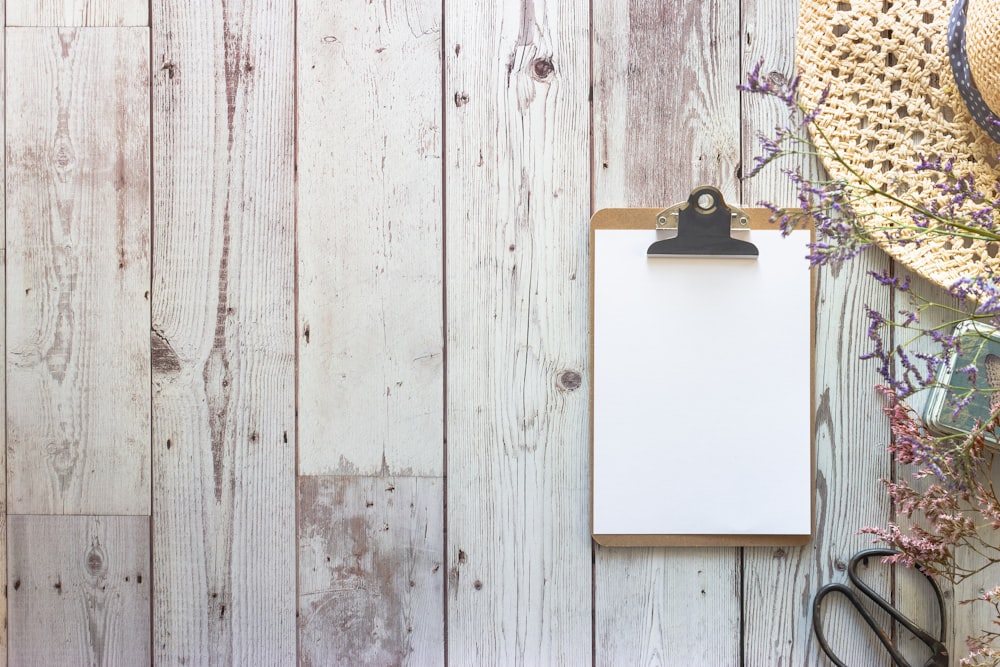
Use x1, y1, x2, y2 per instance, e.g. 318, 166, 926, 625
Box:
797, 0, 999, 290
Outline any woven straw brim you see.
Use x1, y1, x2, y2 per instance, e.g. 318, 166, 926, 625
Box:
797, 0, 1000, 291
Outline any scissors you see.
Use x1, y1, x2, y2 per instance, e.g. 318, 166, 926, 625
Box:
812, 548, 948, 667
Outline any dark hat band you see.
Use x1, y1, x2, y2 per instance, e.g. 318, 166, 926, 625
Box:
949, 0, 1000, 143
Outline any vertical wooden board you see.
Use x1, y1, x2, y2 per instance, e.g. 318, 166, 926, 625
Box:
0, 9, 6, 666
6, 0, 148, 26
738, 0, 801, 207
739, 0, 893, 664
297, 0, 444, 477
298, 476, 444, 665
593, 0, 742, 208
444, 0, 593, 663
953, 500, 1000, 661
892, 276, 983, 663
591, 1, 742, 663
8, 515, 150, 665
150, 2, 296, 664
595, 548, 740, 664
6, 27, 151, 515
741, 256, 895, 665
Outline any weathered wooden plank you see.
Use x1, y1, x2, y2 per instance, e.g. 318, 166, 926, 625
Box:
6, 0, 148, 26
739, 1, 892, 663
739, 0, 801, 206
0, 8, 7, 665
595, 548, 739, 664
895, 276, 982, 664
741, 253, 894, 664
953, 485, 1000, 663
298, 476, 444, 665
6, 27, 151, 516
444, 0, 593, 663
297, 0, 443, 477
591, 0, 743, 663
150, 2, 296, 663
594, 0, 742, 208
7, 514, 150, 665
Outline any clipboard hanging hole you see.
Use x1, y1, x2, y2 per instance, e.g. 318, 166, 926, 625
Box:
696, 192, 717, 213
653, 187, 751, 231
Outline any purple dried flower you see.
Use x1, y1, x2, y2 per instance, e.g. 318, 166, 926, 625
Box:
744, 63, 1000, 661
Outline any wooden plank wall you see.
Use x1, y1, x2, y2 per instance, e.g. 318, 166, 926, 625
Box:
0, 0, 982, 665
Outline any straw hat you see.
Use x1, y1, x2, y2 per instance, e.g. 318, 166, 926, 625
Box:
797, 0, 1000, 290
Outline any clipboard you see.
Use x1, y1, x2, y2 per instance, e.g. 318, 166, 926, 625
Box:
590, 186, 814, 547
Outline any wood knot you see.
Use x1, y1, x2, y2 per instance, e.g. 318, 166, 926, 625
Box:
454, 91, 469, 107
531, 57, 555, 81
86, 544, 107, 577
52, 136, 76, 172
557, 370, 582, 391
151, 330, 181, 373
47, 441, 78, 477
766, 70, 787, 87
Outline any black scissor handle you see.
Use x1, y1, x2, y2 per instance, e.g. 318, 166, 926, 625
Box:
813, 582, 912, 667
847, 549, 947, 655
812, 549, 948, 667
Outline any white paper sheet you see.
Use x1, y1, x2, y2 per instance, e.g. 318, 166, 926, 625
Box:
592, 228, 812, 536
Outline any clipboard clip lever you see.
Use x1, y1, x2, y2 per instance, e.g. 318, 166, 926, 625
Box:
648, 186, 758, 258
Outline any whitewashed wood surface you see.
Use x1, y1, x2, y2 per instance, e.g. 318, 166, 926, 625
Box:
6, 26, 150, 516
6, 0, 146, 26
149, 0, 296, 664
1, 0, 985, 665
8, 515, 150, 665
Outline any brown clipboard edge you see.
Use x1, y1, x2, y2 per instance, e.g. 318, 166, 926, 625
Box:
589, 207, 816, 548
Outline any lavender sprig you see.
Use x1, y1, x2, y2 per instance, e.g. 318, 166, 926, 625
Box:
744, 60, 1000, 664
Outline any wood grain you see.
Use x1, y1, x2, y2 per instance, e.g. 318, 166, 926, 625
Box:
591, 0, 743, 663
444, 0, 593, 663
7, 515, 150, 665
150, 1, 296, 663
741, 253, 895, 665
298, 476, 444, 665
7, 0, 148, 26
739, 1, 892, 663
893, 276, 980, 664
593, 0, 743, 208
0, 1, 978, 663
297, 0, 443, 477
6, 27, 151, 515
0, 7, 6, 664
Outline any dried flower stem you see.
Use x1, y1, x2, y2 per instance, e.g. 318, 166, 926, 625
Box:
744, 59, 1000, 664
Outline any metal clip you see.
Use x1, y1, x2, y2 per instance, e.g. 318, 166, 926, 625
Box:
647, 186, 758, 258
655, 196, 751, 231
